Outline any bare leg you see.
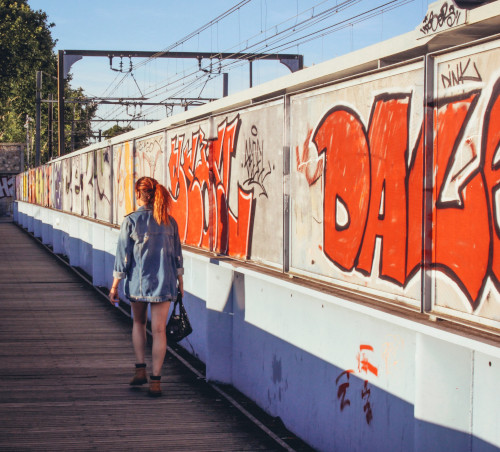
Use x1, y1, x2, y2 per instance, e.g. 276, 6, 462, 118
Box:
131, 302, 148, 364
150, 301, 171, 376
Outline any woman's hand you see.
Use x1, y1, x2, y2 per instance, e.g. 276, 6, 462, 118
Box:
109, 278, 121, 305
109, 287, 119, 305
177, 275, 184, 297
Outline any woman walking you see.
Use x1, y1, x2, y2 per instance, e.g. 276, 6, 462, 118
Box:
109, 176, 184, 396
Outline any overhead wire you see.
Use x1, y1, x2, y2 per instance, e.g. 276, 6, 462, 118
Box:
96, 0, 252, 126
142, 0, 405, 102
137, 0, 413, 120
97, 0, 414, 129
119, 0, 413, 122
131, 0, 252, 70
100, 0, 344, 104
108, 0, 362, 106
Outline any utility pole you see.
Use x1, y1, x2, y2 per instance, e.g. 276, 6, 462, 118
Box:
57, 50, 65, 157
35, 71, 42, 166
24, 115, 32, 169
48, 93, 53, 160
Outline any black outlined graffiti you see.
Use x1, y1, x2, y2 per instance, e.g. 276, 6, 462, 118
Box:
420, 2, 461, 35
441, 58, 482, 88
242, 125, 272, 198
96, 148, 112, 204
63, 158, 73, 212
53, 162, 63, 210
0, 176, 15, 199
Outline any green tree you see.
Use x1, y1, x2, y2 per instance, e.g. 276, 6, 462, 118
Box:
64, 86, 98, 154
0, 0, 56, 145
0, 0, 96, 166
102, 124, 134, 139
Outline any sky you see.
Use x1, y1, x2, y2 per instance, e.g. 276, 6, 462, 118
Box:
27, 0, 432, 135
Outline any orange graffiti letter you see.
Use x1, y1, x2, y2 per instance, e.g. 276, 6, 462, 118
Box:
356, 95, 410, 284
433, 92, 489, 307
314, 107, 370, 271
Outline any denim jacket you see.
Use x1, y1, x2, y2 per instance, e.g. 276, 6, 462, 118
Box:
113, 206, 184, 302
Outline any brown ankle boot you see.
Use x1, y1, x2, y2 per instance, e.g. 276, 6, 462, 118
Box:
129, 366, 148, 386
148, 378, 162, 397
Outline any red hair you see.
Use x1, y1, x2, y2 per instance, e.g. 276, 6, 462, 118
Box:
135, 177, 170, 225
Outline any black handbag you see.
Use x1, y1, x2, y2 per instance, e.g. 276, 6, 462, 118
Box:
166, 292, 193, 342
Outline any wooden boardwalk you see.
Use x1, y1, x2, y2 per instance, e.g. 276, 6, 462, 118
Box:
0, 222, 307, 451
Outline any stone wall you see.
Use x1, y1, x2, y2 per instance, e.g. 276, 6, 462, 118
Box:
0, 143, 23, 216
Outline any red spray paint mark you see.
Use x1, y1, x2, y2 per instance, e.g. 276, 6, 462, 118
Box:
356, 344, 379, 377
296, 128, 324, 185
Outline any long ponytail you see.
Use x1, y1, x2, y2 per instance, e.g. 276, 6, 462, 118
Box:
153, 183, 170, 225
135, 176, 171, 225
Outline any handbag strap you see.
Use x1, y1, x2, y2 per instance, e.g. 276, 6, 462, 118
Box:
172, 292, 182, 314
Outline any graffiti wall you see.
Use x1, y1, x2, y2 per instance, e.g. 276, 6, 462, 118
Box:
81, 152, 94, 218
14, 36, 500, 328
165, 101, 283, 263
113, 141, 134, 225
44, 165, 52, 208
289, 62, 425, 306
432, 40, 500, 321
62, 158, 72, 213
0, 175, 16, 216
95, 147, 112, 223
71, 155, 82, 215
135, 133, 164, 182
0, 176, 15, 200
222, 102, 284, 265
288, 40, 500, 322
35, 167, 43, 206
52, 161, 62, 210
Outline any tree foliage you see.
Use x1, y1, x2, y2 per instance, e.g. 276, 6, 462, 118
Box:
102, 124, 134, 139
0, 0, 96, 166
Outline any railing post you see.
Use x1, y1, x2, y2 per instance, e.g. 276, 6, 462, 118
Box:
421, 54, 435, 313
283, 94, 291, 273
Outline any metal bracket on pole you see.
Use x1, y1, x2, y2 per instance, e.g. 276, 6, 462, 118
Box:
57, 51, 64, 157
55, 49, 304, 155
279, 56, 304, 73
63, 55, 83, 79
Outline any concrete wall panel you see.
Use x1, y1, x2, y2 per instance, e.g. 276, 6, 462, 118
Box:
472, 352, 500, 450
432, 39, 500, 325
414, 335, 473, 452
95, 147, 112, 223
81, 151, 94, 218
71, 155, 82, 215
135, 133, 164, 182
112, 141, 134, 225
289, 62, 424, 307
